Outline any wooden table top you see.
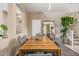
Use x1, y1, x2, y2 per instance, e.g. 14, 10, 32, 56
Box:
19, 36, 60, 50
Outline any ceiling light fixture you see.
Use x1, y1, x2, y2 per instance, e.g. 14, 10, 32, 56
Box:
48, 3, 52, 11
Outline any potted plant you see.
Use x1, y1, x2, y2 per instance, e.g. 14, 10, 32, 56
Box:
0, 25, 3, 39
0, 28, 2, 39
0, 24, 8, 38
61, 16, 76, 44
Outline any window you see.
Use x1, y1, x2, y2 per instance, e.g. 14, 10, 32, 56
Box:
32, 20, 41, 36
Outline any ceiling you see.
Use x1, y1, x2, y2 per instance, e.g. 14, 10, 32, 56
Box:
21, 3, 79, 13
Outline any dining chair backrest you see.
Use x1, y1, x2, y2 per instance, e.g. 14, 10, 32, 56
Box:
16, 34, 27, 55
15, 34, 27, 55
18, 34, 27, 45
36, 33, 42, 37
21, 34, 27, 44
16, 36, 22, 48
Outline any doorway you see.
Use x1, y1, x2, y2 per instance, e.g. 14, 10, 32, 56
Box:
41, 21, 55, 39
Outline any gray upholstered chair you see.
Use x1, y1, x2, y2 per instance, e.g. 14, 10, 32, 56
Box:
21, 35, 27, 44
18, 34, 27, 45
54, 36, 62, 47
25, 52, 53, 56
15, 34, 27, 55
24, 51, 55, 56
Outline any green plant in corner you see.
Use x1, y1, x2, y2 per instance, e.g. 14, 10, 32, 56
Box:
0, 24, 8, 38
0, 24, 8, 32
61, 16, 76, 40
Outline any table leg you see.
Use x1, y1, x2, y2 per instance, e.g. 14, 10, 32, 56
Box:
54, 50, 57, 56
57, 49, 61, 56
18, 50, 23, 56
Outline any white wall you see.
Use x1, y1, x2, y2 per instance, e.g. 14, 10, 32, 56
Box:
0, 12, 3, 24
27, 12, 65, 36
0, 3, 8, 11
0, 3, 8, 24
7, 4, 17, 37
17, 4, 28, 37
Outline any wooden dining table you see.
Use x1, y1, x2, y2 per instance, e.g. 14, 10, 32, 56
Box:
18, 36, 61, 56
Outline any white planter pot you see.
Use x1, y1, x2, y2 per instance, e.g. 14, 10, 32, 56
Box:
0, 37, 2, 39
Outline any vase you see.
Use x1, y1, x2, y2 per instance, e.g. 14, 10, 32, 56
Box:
0, 37, 2, 39
2, 32, 6, 39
